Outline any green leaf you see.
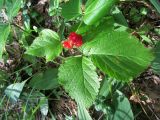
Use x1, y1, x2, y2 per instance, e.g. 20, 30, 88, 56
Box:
0, 70, 8, 81
152, 42, 160, 75
6, 0, 22, 20
70, 22, 92, 35
49, 0, 59, 16
99, 76, 124, 99
62, 0, 81, 20
29, 68, 59, 90
5, 80, 26, 103
112, 7, 128, 27
83, 30, 154, 81
141, 35, 152, 44
0, 24, 10, 59
39, 93, 48, 116
0, 0, 4, 10
23, 91, 49, 116
84, 0, 118, 25
112, 90, 134, 120
78, 101, 92, 120
82, 17, 115, 43
26, 29, 62, 61
149, 0, 160, 13
99, 77, 112, 97
58, 56, 100, 107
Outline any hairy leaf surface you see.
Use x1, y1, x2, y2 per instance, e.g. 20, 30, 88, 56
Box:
83, 31, 153, 80
58, 56, 100, 107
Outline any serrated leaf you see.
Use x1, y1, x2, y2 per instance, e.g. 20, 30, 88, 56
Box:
84, 0, 118, 25
112, 90, 134, 120
62, 0, 81, 20
83, 31, 154, 81
0, 24, 10, 59
26, 29, 62, 61
58, 56, 100, 107
81, 17, 115, 43
151, 42, 160, 75
5, 80, 26, 103
29, 68, 59, 90
78, 101, 92, 120
6, 0, 22, 20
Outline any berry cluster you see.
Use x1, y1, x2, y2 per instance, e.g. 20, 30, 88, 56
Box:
62, 32, 83, 49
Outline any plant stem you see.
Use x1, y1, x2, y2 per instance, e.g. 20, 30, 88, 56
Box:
11, 23, 36, 38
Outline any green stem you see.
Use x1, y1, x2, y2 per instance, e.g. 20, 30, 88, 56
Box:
11, 23, 36, 38
76, 20, 83, 33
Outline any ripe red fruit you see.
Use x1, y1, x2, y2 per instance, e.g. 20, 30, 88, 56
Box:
62, 40, 73, 49
62, 32, 83, 49
68, 32, 83, 47
68, 32, 78, 43
74, 39, 83, 47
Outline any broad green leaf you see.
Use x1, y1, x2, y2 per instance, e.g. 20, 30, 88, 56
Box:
29, 68, 59, 90
82, 17, 115, 43
85, 0, 93, 8
26, 29, 62, 61
58, 56, 100, 107
78, 101, 92, 120
149, 0, 160, 13
83, 31, 154, 81
62, 0, 81, 20
70, 22, 92, 35
152, 42, 160, 75
84, 0, 118, 25
112, 90, 134, 120
0, 0, 4, 10
5, 80, 26, 103
6, 0, 22, 20
0, 24, 10, 59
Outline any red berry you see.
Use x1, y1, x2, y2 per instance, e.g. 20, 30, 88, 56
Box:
68, 32, 77, 43
62, 32, 83, 49
74, 40, 83, 47
68, 32, 83, 47
62, 40, 73, 49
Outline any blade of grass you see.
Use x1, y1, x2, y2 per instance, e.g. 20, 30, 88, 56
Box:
49, 109, 56, 120
149, 0, 160, 13
23, 88, 35, 120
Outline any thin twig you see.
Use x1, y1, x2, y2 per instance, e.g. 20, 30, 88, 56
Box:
11, 22, 36, 38
147, 105, 160, 120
